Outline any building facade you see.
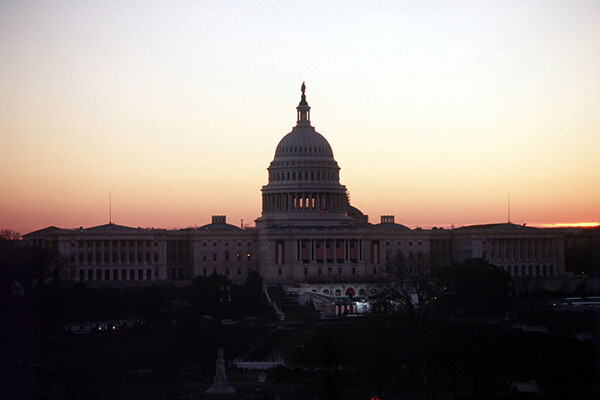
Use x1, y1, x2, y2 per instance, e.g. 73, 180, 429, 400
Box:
23, 85, 566, 287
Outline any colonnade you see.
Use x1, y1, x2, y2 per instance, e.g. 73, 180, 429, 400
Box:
262, 192, 346, 213
72, 239, 157, 266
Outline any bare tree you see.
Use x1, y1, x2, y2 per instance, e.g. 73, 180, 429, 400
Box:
385, 251, 439, 324
0, 229, 21, 240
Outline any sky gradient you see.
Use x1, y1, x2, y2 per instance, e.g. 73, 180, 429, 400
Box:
1, 1, 599, 234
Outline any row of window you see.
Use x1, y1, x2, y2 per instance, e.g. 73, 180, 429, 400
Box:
200, 252, 252, 262
276, 266, 380, 276
504, 264, 556, 276
72, 252, 158, 264
491, 248, 558, 260
490, 238, 557, 247
71, 240, 157, 248
270, 170, 338, 182
78, 268, 156, 281
202, 241, 253, 247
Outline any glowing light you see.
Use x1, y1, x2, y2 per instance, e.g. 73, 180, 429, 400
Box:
532, 222, 600, 228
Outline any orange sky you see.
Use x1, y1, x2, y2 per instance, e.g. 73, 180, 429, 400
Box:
1, 1, 599, 234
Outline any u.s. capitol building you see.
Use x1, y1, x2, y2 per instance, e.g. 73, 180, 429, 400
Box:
24, 85, 565, 289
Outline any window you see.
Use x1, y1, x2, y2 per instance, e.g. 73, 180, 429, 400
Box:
213, 254, 217, 261
225, 268, 230, 276
278, 268, 282, 276
338, 268, 342, 275
304, 268, 308, 276
352, 267, 356, 275
238, 268, 242, 276
203, 268, 207, 276
247, 252, 252, 261
318, 268, 322, 275
372, 267, 377, 275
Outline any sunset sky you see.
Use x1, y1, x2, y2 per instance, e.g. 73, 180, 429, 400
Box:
1, 1, 599, 234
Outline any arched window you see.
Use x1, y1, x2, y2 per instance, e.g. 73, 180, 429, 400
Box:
323, 289, 329, 295
113, 269, 119, 280
96, 269, 102, 280
335, 289, 341, 296
105, 269, 110, 280
122, 269, 127, 280
130, 269, 135, 280
358, 289, 366, 296
88, 270, 93, 280
138, 269, 143, 280
147, 269, 152, 280
345, 288, 355, 296
79, 270, 84, 281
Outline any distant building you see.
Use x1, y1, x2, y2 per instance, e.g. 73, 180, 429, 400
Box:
23, 85, 565, 288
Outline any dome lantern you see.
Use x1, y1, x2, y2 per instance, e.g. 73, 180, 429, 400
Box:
296, 82, 311, 125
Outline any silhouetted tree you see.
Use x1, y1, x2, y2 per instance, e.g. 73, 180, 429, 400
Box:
185, 273, 233, 318
439, 258, 511, 317
0, 228, 21, 240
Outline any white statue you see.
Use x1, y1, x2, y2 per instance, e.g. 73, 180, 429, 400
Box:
206, 348, 235, 396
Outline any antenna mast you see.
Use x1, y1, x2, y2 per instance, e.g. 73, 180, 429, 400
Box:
507, 192, 510, 223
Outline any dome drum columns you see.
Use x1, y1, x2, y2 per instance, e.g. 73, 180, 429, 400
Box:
262, 192, 347, 213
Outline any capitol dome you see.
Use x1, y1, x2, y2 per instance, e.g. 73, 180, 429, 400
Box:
274, 126, 334, 159
256, 83, 351, 228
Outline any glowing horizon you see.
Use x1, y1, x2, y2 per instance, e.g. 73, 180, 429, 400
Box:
1, 1, 599, 235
